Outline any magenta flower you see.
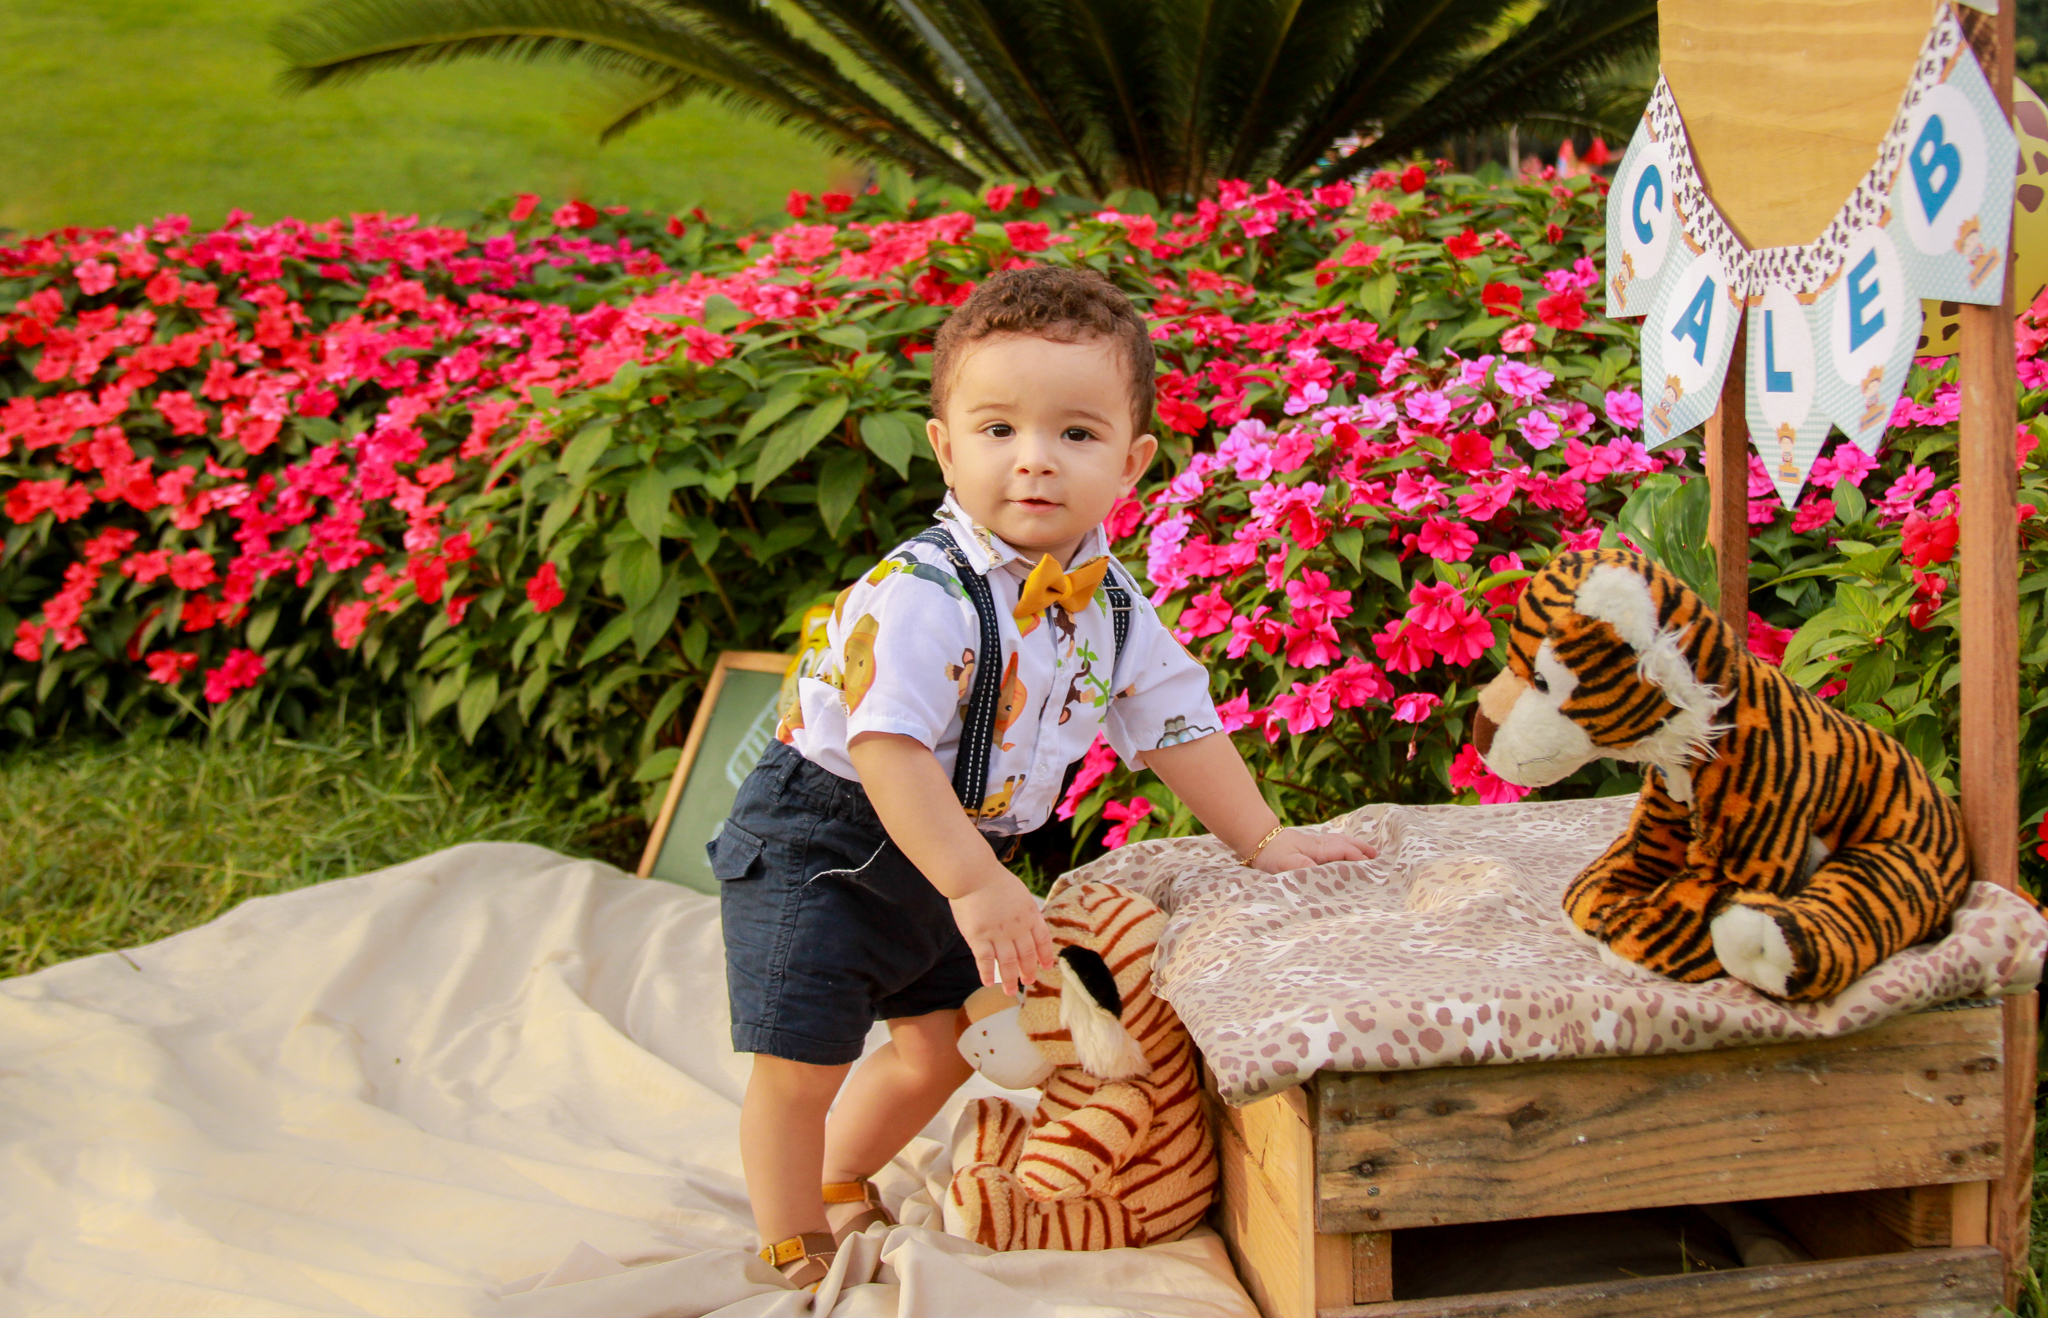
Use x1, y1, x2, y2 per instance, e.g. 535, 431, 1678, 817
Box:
1448, 744, 1530, 804
1390, 691, 1443, 723
1372, 619, 1435, 674
1495, 361, 1554, 401
1517, 410, 1561, 450
1056, 737, 1120, 820
1499, 322, 1537, 353
1180, 587, 1234, 638
1101, 796, 1155, 849
1283, 621, 1343, 667
1416, 516, 1478, 562
1790, 494, 1836, 534
1427, 602, 1495, 665
1215, 691, 1255, 733
1272, 679, 1336, 734
1284, 569, 1353, 625
1327, 658, 1394, 707
1603, 388, 1643, 429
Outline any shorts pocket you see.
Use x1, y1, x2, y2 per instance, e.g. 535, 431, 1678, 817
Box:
707, 821, 767, 881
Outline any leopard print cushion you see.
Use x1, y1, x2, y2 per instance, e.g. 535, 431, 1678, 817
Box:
1052, 795, 2047, 1106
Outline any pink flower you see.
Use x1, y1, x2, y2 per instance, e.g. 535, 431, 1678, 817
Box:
1283, 621, 1343, 668
1448, 744, 1530, 804
1603, 388, 1643, 429
527, 562, 566, 613
1390, 691, 1442, 723
332, 599, 373, 649
1101, 796, 1154, 849
1746, 614, 1795, 666
74, 260, 117, 295
1427, 605, 1495, 666
1372, 619, 1435, 674
683, 325, 734, 365
1789, 494, 1835, 533
1328, 659, 1393, 707
1215, 691, 1255, 733
1494, 361, 1554, 401
552, 200, 600, 229
1518, 410, 1561, 450
1056, 736, 1120, 820
1405, 581, 1467, 632
1270, 678, 1336, 735
1228, 605, 1284, 658
168, 549, 217, 591
1499, 322, 1538, 353
1004, 221, 1052, 252
1878, 466, 1937, 521
1180, 588, 1234, 638
1284, 569, 1352, 626
1416, 516, 1478, 562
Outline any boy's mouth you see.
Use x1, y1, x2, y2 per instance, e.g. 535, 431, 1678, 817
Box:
1011, 497, 1060, 511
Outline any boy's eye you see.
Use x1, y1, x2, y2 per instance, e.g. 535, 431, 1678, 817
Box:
1063, 427, 1096, 442
985, 423, 1013, 437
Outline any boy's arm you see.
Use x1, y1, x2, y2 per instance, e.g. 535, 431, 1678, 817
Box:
1141, 732, 1375, 871
847, 731, 1057, 995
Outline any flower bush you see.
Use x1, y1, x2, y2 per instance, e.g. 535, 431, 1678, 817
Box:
5, 167, 2047, 885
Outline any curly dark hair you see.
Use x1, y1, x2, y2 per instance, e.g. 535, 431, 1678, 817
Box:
928, 266, 1155, 435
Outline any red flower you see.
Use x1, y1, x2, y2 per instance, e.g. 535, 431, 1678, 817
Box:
1536, 288, 1586, 331
296, 386, 338, 418
1400, 164, 1428, 193
785, 190, 814, 219
332, 600, 372, 649
527, 562, 566, 613
552, 200, 600, 229
407, 553, 448, 605
1745, 614, 1795, 665
509, 193, 540, 221
1901, 509, 1959, 566
666, 215, 688, 237
12, 620, 46, 663
683, 325, 734, 365
821, 192, 852, 214
167, 549, 217, 591
1443, 229, 1484, 260
984, 184, 1016, 212
1004, 221, 1051, 253
1447, 430, 1495, 474
1481, 282, 1524, 318
203, 648, 266, 704
1157, 396, 1209, 435
144, 649, 199, 684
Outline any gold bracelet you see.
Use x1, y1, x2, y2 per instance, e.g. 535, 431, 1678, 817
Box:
1240, 824, 1288, 868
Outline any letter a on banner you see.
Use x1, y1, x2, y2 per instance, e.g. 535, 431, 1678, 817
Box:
1639, 248, 1740, 447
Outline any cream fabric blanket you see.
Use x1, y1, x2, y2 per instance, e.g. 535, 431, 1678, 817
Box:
1059, 795, 2048, 1106
0, 843, 1254, 1318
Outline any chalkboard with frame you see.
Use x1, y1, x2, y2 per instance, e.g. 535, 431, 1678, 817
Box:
636, 650, 790, 893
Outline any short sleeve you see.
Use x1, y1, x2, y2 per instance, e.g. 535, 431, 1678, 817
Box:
1101, 582, 1221, 768
831, 555, 979, 750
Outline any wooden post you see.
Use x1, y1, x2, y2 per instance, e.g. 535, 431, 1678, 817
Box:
1957, 7, 2034, 1308
1704, 319, 1751, 638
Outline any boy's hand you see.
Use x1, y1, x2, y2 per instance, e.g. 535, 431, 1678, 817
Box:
1253, 828, 1375, 874
949, 871, 1058, 997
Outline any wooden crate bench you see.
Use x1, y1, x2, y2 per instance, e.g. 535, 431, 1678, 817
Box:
1206, 1002, 2008, 1318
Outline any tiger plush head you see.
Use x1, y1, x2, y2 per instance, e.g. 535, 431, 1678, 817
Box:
1473, 549, 1734, 802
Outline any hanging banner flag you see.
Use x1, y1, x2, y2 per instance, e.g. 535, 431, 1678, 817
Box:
1604, 2, 2016, 498
1745, 282, 1830, 508
1641, 247, 1741, 446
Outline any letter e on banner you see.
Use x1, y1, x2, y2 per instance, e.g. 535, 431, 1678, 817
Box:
1818, 226, 1918, 452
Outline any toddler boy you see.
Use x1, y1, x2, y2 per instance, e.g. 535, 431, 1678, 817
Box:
709, 266, 1369, 1287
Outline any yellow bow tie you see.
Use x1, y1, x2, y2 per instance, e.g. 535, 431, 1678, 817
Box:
1014, 554, 1109, 633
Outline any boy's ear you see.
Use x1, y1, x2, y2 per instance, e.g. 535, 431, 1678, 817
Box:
1123, 431, 1158, 493
925, 415, 954, 483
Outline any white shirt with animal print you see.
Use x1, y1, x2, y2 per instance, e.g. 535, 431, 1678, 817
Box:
786, 493, 1220, 836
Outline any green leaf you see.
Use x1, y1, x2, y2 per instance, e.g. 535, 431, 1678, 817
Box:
627, 465, 671, 546
616, 541, 662, 611
537, 486, 584, 549
634, 745, 683, 784
737, 380, 806, 446
816, 324, 869, 353
1362, 549, 1405, 588
752, 393, 850, 491
1328, 526, 1364, 570
581, 612, 636, 666
457, 673, 499, 743
420, 670, 465, 722
700, 294, 743, 332
631, 571, 685, 658
244, 604, 280, 652
817, 449, 867, 537
860, 412, 916, 478
559, 421, 614, 486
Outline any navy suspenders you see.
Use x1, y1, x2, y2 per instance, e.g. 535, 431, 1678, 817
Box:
891, 527, 1131, 819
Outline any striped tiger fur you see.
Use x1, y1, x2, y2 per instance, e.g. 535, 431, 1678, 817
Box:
945, 881, 1217, 1250
1470, 549, 1968, 1002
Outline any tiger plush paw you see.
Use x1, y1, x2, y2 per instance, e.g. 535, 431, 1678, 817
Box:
1709, 900, 1797, 998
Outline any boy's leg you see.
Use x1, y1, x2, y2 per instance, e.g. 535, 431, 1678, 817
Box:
742, 1053, 852, 1245
820, 1007, 974, 1231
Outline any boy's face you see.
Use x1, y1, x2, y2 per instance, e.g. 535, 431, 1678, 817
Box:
926, 333, 1157, 565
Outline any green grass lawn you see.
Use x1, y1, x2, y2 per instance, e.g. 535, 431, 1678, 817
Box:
0, 0, 846, 235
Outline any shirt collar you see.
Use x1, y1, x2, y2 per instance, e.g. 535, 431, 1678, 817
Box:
934, 491, 1111, 576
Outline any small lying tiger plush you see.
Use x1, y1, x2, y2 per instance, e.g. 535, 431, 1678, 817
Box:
1471, 549, 1967, 1002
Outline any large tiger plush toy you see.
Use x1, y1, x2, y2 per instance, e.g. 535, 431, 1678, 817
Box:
945, 881, 1216, 1251
1471, 549, 1967, 1002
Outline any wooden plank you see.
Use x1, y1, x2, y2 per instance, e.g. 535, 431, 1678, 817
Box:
1952, 1180, 1990, 1249
1767, 1185, 1955, 1258
1660, 0, 1930, 249
1312, 1006, 2004, 1233
1207, 1073, 1320, 1318
1703, 318, 1750, 637
1352, 1232, 1393, 1306
1956, 9, 2034, 1306
1318, 1246, 2003, 1318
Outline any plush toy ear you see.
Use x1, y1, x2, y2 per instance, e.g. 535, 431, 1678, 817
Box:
1058, 947, 1149, 1081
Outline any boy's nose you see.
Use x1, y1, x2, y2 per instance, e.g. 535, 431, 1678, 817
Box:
1012, 432, 1058, 473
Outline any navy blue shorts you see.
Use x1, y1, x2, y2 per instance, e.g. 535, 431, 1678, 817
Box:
710, 740, 983, 1066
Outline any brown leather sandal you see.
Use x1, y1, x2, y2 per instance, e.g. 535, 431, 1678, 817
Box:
823, 1178, 895, 1240
759, 1231, 837, 1290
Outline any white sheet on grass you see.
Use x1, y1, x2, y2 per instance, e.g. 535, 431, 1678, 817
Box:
0, 843, 1255, 1318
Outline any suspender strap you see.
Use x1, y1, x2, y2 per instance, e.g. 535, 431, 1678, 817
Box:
1101, 561, 1132, 674
901, 528, 1002, 816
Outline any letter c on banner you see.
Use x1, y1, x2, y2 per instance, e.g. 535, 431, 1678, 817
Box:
1633, 165, 1665, 244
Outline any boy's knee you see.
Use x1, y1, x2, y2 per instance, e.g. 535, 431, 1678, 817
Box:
748, 1054, 850, 1109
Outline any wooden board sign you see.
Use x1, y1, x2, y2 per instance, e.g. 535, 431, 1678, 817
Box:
637, 650, 790, 893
